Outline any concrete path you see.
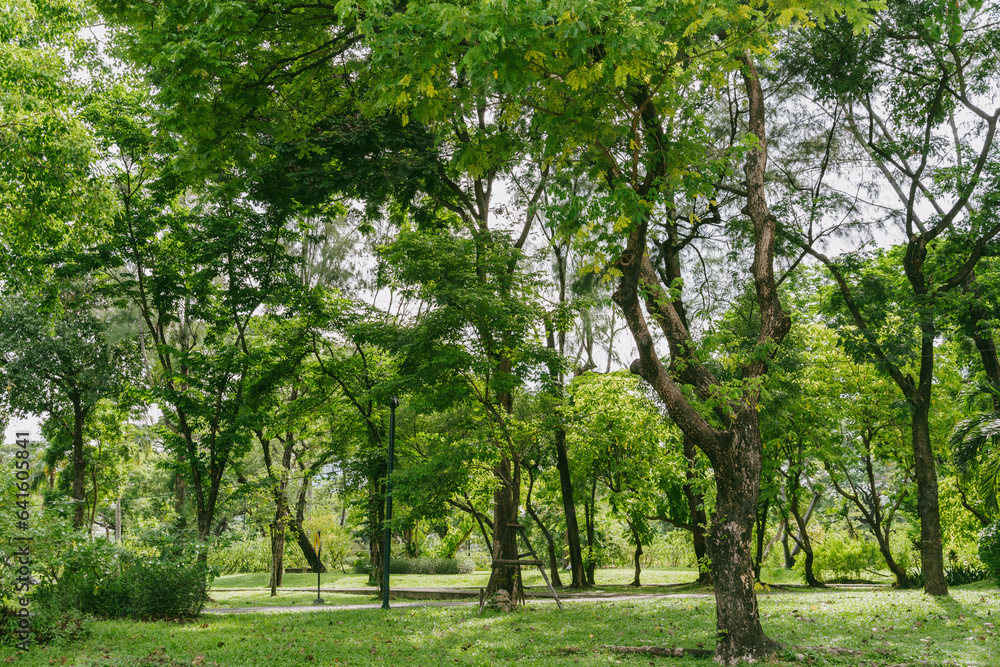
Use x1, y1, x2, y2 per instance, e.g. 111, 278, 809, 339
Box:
204, 592, 714, 615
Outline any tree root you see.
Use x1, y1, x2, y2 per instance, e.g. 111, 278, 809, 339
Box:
602, 644, 864, 661
602, 645, 715, 658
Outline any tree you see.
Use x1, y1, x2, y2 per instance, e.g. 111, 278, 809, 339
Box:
87, 85, 305, 547
0, 285, 140, 529
362, 2, 880, 660
382, 226, 556, 602
781, 0, 1000, 594
567, 372, 683, 587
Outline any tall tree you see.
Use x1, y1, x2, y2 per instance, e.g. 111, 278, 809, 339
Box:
382, 226, 556, 602
0, 285, 140, 529
566, 372, 683, 587
363, 2, 879, 660
781, 0, 1000, 594
87, 86, 303, 546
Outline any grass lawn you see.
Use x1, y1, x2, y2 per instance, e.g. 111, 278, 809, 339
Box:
3, 582, 997, 666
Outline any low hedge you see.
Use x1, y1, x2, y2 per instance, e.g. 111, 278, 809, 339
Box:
352, 557, 475, 576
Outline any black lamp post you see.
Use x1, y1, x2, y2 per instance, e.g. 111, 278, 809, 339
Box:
381, 397, 399, 610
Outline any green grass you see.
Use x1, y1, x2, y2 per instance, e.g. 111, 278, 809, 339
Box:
4, 584, 997, 666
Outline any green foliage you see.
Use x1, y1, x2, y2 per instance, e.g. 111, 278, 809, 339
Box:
951, 381, 1000, 515
208, 532, 321, 575
33, 535, 212, 622
0, 0, 109, 263
1, 604, 91, 647
979, 522, 1000, 585
945, 563, 992, 587
603, 528, 696, 569
807, 532, 883, 581
350, 556, 474, 576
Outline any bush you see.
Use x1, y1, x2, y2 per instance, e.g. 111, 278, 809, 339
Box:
352, 557, 475, 576
208, 531, 317, 574
34, 536, 213, 622
809, 533, 882, 581
945, 563, 993, 586
978, 521, 1000, 585
352, 557, 372, 575
21, 605, 92, 646
209, 534, 272, 574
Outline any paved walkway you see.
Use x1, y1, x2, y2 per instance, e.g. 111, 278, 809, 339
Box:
204, 591, 714, 615
204, 583, 882, 615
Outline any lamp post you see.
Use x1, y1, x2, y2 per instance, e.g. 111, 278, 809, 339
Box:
381, 397, 399, 610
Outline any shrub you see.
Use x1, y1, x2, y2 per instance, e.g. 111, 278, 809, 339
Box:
34, 535, 213, 622
352, 557, 373, 575
209, 534, 272, 574
389, 557, 475, 575
21, 605, 92, 646
945, 563, 993, 586
353, 557, 475, 576
809, 533, 881, 581
978, 521, 1000, 585
208, 531, 316, 574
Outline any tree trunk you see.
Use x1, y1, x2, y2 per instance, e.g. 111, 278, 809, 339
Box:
533, 512, 564, 589
875, 535, 913, 589
369, 462, 386, 589
484, 455, 524, 604
554, 425, 585, 587
293, 475, 325, 573
964, 276, 1000, 398
753, 495, 769, 582
682, 436, 711, 584
525, 490, 563, 588
584, 478, 597, 586
707, 414, 781, 664
912, 392, 946, 594
630, 524, 643, 587
71, 400, 87, 530
546, 319, 585, 588
782, 530, 793, 569
789, 499, 822, 587
270, 518, 286, 595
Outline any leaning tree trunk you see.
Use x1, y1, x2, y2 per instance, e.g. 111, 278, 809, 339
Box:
874, 534, 914, 589
789, 496, 823, 587
526, 492, 563, 588
293, 474, 325, 573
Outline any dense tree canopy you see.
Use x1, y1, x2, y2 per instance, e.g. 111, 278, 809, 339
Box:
5, 0, 1000, 663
